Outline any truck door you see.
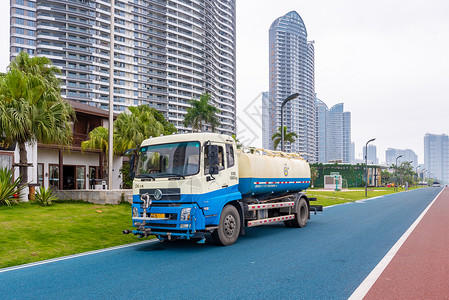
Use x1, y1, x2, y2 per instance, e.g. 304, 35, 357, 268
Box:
202, 143, 230, 219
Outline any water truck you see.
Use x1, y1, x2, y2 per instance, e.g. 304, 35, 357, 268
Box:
123, 133, 322, 245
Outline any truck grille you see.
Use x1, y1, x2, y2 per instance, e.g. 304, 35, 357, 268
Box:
139, 188, 181, 201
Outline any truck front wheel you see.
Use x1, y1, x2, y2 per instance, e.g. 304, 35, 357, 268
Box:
212, 205, 241, 246
291, 197, 308, 228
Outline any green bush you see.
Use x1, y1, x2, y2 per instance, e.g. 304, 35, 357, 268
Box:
0, 167, 26, 206
34, 186, 58, 206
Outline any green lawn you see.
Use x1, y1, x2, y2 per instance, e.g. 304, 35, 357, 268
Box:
306, 186, 423, 207
0, 202, 148, 269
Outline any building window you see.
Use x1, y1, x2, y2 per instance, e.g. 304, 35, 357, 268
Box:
0, 152, 14, 171
49, 164, 59, 190
76, 166, 85, 189
16, 27, 24, 34
16, 0, 24, 5
15, 8, 24, 15
38, 163, 44, 187
16, 37, 24, 44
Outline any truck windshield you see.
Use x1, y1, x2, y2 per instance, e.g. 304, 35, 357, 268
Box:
136, 141, 200, 178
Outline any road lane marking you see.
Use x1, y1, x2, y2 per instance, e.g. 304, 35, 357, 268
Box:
348, 188, 444, 300
0, 239, 158, 274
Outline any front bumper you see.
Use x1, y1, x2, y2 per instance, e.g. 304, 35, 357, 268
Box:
131, 203, 206, 240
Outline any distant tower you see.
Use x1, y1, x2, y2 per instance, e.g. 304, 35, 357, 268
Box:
262, 91, 270, 149
363, 144, 378, 165
424, 133, 449, 183
316, 98, 328, 163
268, 11, 315, 161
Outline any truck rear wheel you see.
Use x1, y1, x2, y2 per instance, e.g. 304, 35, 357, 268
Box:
291, 197, 308, 228
212, 205, 241, 246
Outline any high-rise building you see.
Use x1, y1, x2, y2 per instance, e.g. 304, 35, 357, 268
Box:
315, 97, 328, 163
261, 91, 270, 149
10, 0, 236, 135
424, 133, 449, 183
315, 100, 351, 163
268, 11, 315, 161
385, 148, 418, 168
350, 141, 355, 163
363, 144, 378, 165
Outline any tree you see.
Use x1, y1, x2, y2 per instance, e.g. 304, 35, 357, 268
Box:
82, 105, 178, 179
398, 161, 415, 186
184, 93, 220, 132
231, 134, 243, 149
81, 126, 109, 178
113, 105, 177, 155
310, 165, 318, 188
0, 53, 74, 188
381, 169, 392, 185
271, 126, 298, 151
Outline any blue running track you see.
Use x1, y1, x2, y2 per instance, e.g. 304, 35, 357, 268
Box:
0, 188, 441, 299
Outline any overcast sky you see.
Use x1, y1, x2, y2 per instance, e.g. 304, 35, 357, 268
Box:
1, 1, 449, 163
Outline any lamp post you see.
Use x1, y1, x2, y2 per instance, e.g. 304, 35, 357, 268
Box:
365, 138, 376, 197
395, 155, 403, 191
280, 93, 299, 152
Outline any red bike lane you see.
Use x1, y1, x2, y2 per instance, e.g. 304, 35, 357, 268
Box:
361, 188, 449, 299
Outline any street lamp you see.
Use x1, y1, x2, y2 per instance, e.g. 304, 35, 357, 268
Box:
280, 93, 299, 152
395, 155, 403, 190
365, 138, 376, 197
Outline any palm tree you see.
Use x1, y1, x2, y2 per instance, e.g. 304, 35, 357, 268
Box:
271, 126, 298, 150
113, 105, 168, 155
0, 56, 74, 188
83, 105, 178, 177
184, 93, 220, 132
81, 126, 109, 178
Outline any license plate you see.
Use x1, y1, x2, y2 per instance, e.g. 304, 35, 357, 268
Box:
150, 213, 165, 219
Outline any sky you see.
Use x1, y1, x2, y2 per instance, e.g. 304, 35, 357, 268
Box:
1, 0, 449, 164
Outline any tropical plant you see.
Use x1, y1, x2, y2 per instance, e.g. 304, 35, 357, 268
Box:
0, 167, 26, 206
81, 126, 109, 178
113, 105, 166, 155
310, 165, 318, 187
34, 186, 57, 206
184, 93, 220, 132
271, 126, 298, 150
231, 134, 243, 149
0, 52, 74, 188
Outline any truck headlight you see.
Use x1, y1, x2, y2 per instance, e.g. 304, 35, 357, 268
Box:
132, 207, 138, 218
180, 208, 191, 221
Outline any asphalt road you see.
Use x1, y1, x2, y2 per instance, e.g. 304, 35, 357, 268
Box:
0, 187, 442, 299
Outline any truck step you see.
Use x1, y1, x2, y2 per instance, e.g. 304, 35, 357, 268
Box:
247, 214, 295, 227
309, 205, 323, 215
133, 217, 169, 221
247, 201, 295, 211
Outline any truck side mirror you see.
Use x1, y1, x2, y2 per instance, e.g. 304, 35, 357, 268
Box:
125, 147, 138, 181
208, 145, 220, 175
129, 153, 136, 180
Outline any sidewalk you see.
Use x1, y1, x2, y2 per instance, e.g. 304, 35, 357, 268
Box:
362, 188, 449, 299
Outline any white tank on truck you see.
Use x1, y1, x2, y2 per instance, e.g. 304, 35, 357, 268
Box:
238, 150, 311, 197
123, 133, 322, 246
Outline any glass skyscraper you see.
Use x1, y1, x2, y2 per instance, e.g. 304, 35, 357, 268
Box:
268, 11, 315, 161
315, 99, 352, 163
424, 133, 449, 183
10, 0, 236, 135
385, 148, 418, 168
